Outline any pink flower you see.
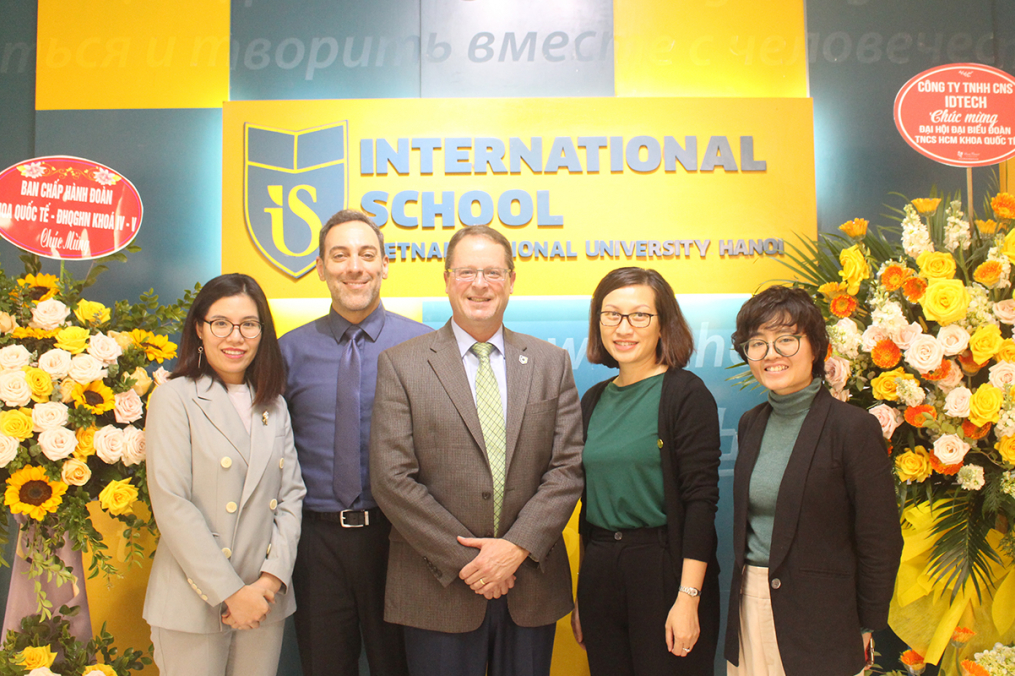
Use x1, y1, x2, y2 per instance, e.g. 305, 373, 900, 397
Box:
944, 387, 972, 418
824, 356, 852, 389
113, 389, 143, 424
933, 434, 970, 465
869, 404, 903, 439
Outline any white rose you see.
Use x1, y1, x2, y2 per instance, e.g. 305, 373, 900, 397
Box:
38, 426, 76, 461
830, 387, 851, 402
0, 434, 19, 467
61, 457, 92, 486
114, 389, 143, 424
933, 434, 970, 465
824, 356, 851, 390
153, 366, 171, 386
869, 404, 903, 439
30, 298, 70, 330
936, 359, 965, 392
944, 386, 972, 418
861, 325, 889, 353
994, 299, 1015, 325
68, 353, 107, 385
87, 333, 123, 366
904, 334, 945, 373
891, 322, 924, 350
32, 401, 69, 432
28, 668, 58, 676
121, 425, 146, 466
0, 344, 32, 370
937, 324, 971, 356
38, 348, 72, 379
989, 361, 1015, 390
0, 369, 32, 407
93, 426, 124, 464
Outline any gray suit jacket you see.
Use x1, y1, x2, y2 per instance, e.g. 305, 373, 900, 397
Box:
369, 321, 584, 632
144, 376, 306, 633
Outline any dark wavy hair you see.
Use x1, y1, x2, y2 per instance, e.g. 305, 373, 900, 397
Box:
171, 274, 285, 405
731, 285, 829, 378
586, 267, 693, 370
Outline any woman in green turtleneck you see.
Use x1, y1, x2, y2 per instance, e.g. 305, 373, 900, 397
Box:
572, 267, 721, 676
724, 286, 902, 676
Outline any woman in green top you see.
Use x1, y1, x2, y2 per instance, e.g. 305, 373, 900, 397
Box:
572, 267, 721, 676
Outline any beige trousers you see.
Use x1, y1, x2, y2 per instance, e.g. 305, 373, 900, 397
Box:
151, 620, 285, 676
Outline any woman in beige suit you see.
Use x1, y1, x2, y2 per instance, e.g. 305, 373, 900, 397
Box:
144, 273, 305, 676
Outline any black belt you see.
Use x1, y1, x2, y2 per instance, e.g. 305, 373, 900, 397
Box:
587, 523, 667, 544
304, 507, 382, 528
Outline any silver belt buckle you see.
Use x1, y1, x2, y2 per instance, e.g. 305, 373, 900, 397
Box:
339, 509, 368, 528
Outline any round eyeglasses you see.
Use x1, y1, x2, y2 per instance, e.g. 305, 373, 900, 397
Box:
599, 311, 656, 328
742, 334, 802, 361
203, 318, 262, 339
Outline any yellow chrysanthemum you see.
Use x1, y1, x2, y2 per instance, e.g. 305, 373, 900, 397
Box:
55, 325, 90, 354
130, 329, 178, 363
74, 299, 110, 326
973, 260, 1004, 287
23, 367, 54, 403
817, 281, 848, 299
16, 273, 59, 303
912, 198, 942, 214
5, 466, 68, 521
72, 381, 116, 414
975, 219, 998, 235
838, 218, 868, 239
992, 192, 1015, 221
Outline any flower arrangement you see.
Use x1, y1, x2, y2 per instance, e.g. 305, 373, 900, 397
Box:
971, 643, 1015, 675
0, 251, 194, 617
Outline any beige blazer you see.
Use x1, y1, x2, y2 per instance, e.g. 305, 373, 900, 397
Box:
369, 321, 584, 633
143, 375, 305, 633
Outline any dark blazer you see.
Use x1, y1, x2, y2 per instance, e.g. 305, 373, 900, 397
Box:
369, 321, 584, 633
724, 385, 903, 676
579, 367, 722, 671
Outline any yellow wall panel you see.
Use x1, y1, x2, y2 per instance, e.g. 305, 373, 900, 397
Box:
614, 0, 808, 98
36, 0, 229, 110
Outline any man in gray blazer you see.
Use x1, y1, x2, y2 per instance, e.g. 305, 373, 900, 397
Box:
370, 225, 584, 676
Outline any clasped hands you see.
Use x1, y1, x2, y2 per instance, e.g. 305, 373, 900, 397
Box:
222, 573, 282, 630
458, 536, 528, 599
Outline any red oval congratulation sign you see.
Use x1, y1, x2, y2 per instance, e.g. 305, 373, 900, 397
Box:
894, 63, 1015, 167
0, 156, 143, 260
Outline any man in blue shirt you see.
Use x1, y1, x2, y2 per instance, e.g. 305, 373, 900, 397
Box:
280, 210, 431, 676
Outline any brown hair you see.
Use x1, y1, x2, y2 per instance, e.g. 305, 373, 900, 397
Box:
731, 285, 829, 378
586, 267, 693, 369
318, 209, 385, 258
445, 225, 514, 271
172, 273, 285, 405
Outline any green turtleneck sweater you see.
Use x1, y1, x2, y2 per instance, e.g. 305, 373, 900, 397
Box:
745, 378, 821, 566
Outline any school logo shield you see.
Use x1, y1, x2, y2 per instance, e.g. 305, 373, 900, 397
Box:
244, 122, 348, 278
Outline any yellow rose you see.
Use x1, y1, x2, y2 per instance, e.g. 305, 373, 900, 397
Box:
61, 457, 92, 486
871, 367, 915, 401
969, 324, 1003, 365
107, 330, 135, 351
895, 446, 933, 482
74, 299, 110, 326
75, 426, 97, 459
17, 645, 57, 669
23, 367, 54, 403
839, 218, 868, 239
917, 251, 957, 280
920, 279, 970, 325
0, 409, 34, 440
127, 367, 153, 397
998, 339, 1015, 363
995, 435, 1015, 465
839, 245, 870, 295
59, 378, 76, 403
98, 478, 138, 516
84, 665, 117, 676
0, 311, 18, 333
54, 325, 90, 354
969, 383, 1003, 427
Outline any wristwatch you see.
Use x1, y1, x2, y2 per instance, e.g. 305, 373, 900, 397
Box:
678, 585, 701, 597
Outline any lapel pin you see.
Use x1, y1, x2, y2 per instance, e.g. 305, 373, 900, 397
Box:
262, 411, 270, 426
519, 355, 528, 364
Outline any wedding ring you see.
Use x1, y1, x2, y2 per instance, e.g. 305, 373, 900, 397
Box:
683, 648, 690, 652
479, 578, 485, 585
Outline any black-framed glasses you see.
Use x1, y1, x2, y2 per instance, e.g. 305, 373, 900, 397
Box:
447, 267, 511, 282
742, 334, 802, 361
599, 311, 656, 328
203, 318, 262, 339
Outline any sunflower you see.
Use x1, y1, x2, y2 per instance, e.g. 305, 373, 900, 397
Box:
72, 381, 116, 414
829, 293, 858, 318
130, 329, 178, 363
880, 264, 912, 291
5, 465, 68, 520
15, 273, 59, 303
12, 326, 58, 340
992, 192, 1015, 221
911, 198, 942, 214
871, 338, 902, 369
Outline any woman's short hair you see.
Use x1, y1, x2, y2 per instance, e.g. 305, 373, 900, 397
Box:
586, 267, 693, 370
731, 285, 829, 378
172, 273, 285, 405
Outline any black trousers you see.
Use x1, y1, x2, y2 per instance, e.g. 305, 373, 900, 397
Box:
293, 510, 408, 676
576, 526, 718, 676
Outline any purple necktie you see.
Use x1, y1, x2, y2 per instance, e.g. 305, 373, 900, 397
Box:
333, 326, 363, 507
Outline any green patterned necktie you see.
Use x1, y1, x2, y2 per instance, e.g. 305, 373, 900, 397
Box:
471, 342, 506, 534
